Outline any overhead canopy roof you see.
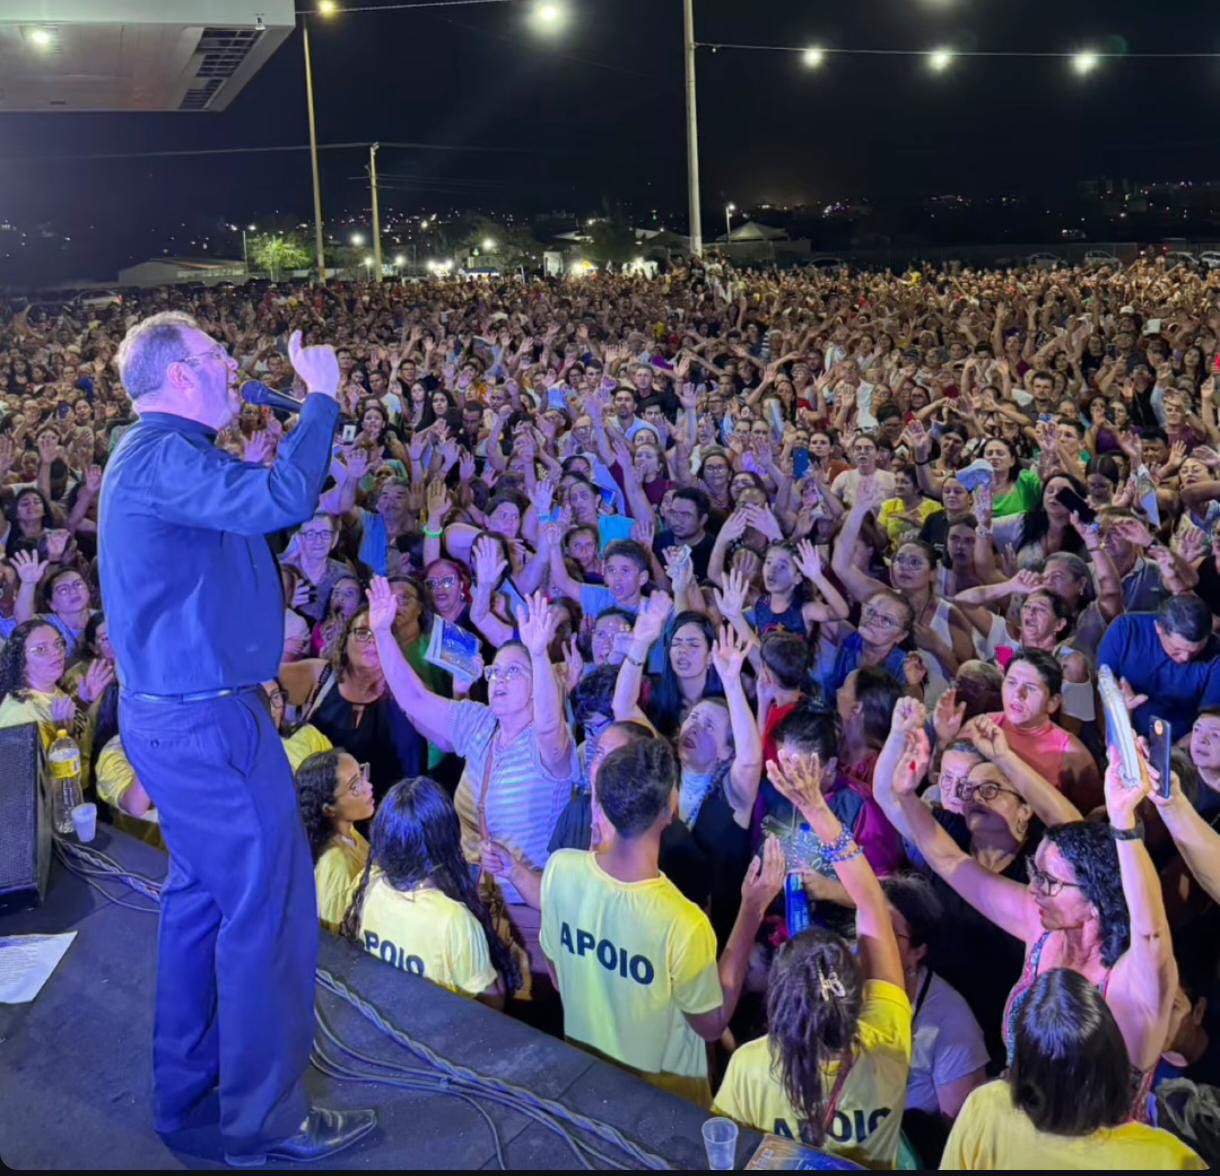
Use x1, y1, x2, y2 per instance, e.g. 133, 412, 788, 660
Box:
0, 0, 295, 111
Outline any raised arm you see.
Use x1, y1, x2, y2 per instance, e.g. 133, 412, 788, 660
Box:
516, 590, 574, 778
469, 537, 517, 648
1151, 770, 1220, 905
611, 592, 671, 723
831, 491, 889, 604
874, 721, 1039, 943
1103, 746, 1178, 1073
768, 751, 903, 989
966, 715, 1082, 827
710, 626, 763, 826
366, 576, 458, 751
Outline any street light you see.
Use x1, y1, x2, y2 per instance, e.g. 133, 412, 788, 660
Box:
1072, 50, 1100, 76
801, 46, 825, 69
928, 48, 954, 72
29, 28, 54, 50
530, 1, 566, 33
482, 237, 496, 251
318, 0, 337, 14
725, 202, 736, 242
350, 232, 365, 246
394, 254, 405, 266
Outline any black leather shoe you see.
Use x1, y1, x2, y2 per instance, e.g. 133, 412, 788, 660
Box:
224, 1107, 377, 1168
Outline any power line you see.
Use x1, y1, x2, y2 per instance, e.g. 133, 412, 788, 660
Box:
694, 41, 1220, 60
0, 139, 516, 165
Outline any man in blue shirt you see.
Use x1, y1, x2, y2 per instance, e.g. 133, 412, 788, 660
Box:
1098, 593, 1220, 740
99, 315, 375, 1167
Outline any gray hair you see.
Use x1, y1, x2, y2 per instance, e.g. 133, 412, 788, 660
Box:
114, 312, 198, 400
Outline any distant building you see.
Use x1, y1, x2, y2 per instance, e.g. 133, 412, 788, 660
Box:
118, 257, 246, 287
714, 220, 810, 263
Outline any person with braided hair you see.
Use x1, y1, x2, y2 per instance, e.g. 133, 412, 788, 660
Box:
713, 747, 911, 1168
342, 775, 520, 1008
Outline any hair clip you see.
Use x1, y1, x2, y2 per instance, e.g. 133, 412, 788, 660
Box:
817, 960, 846, 1001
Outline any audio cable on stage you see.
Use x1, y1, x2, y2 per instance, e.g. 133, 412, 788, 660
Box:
54, 838, 671, 1171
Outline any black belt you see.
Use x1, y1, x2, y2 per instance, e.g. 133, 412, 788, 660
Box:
123, 684, 262, 705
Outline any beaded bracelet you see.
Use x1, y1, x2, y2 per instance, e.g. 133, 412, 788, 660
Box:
821, 827, 855, 863
833, 844, 864, 865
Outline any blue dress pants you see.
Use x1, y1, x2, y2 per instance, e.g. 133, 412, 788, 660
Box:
120, 687, 317, 1159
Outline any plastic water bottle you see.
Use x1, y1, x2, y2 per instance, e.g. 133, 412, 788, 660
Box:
785, 871, 812, 938
49, 728, 83, 835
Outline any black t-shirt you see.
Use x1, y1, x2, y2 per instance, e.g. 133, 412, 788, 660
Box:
1195, 558, 1220, 619
652, 528, 716, 581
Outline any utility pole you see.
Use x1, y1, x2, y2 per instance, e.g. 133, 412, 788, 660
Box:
369, 142, 383, 282
682, 0, 703, 257
302, 20, 327, 283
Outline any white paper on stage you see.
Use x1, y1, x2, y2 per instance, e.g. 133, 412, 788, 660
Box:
0, 932, 77, 1004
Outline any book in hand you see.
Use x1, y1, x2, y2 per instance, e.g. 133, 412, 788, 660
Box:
424, 620, 482, 684
745, 1134, 865, 1170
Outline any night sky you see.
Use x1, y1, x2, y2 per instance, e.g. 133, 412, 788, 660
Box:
0, 0, 1217, 280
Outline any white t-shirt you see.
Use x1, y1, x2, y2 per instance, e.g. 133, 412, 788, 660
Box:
905, 971, 989, 1116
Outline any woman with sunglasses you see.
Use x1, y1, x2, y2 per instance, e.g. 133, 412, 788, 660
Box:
879, 704, 1177, 1120
279, 602, 425, 807
362, 577, 576, 998
296, 749, 375, 935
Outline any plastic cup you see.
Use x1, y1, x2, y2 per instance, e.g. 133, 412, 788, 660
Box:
71, 802, 97, 843
702, 1117, 738, 1171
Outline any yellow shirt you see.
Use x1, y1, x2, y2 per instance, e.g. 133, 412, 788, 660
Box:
314, 830, 368, 934
95, 735, 165, 850
282, 722, 333, 773
877, 497, 943, 548
539, 849, 722, 1105
713, 980, 913, 1170
357, 875, 497, 997
0, 688, 93, 790
941, 1080, 1206, 1171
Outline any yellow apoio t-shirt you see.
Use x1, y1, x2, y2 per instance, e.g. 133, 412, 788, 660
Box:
95, 735, 165, 850
941, 1079, 1206, 1171
713, 979, 913, 1171
539, 849, 722, 1105
357, 875, 497, 997
314, 831, 368, 935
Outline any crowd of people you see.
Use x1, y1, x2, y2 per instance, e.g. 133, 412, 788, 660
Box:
5, 252, 1220, 1168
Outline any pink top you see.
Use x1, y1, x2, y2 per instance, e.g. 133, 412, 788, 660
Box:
986, 712, 1103, 813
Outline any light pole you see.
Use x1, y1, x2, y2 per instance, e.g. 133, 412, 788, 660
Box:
368, 141, 383, 282
241, 224, 256, 273
302, 17, 327, 283
724, 202, 735, 244
682, 0, 703, 257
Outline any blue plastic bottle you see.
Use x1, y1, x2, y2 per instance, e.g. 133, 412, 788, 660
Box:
785, 871, 811, 938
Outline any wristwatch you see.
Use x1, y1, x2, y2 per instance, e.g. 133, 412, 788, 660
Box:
1110, 821, 1145, 842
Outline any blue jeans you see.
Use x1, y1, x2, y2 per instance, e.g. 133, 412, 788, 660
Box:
120, 688, 317, 1158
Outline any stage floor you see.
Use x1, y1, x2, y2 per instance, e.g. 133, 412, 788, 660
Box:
0, 828, 760, 1170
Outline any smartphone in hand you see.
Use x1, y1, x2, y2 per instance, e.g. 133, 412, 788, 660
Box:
1149, 717, 1173, 799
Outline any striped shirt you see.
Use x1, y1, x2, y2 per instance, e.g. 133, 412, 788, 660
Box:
451, 700, 575, 904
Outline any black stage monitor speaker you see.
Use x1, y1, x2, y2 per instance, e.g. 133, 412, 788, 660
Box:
0, 722, 50, 915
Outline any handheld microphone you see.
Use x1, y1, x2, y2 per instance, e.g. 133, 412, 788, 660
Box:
240, 379, 307, 415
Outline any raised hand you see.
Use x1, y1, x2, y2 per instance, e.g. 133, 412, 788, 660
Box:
84, 464, 103, 495
37, 431, 60, 466
472, 535, 508, 588
49, 695, 77, 726
710, 624, 750, 682
1103, 741, 1152, 830
78, 658, 116, 705
631, 590, 673, 647
1113, 517, 1154, 550
516, 590, 558, 659
1179, 526, 1208, 565
458, 448, 476, 482
631, 515, 656, 550
932, 687, 966, 744
766, 748, 829, 820
366, 575, 398, 633
561, 637, 583, 694
243, 430, 274, 465
288, 329, 339, 396
13, 549, 48, 584
968, 714, 1010, 762
894, 727, 932, 795
664, 545, 693, 595
712, 566, 750, 620
740, 836, 786, 913
425, 479, 450, 527
794, 538, 824, 582
893, 695, 928, 737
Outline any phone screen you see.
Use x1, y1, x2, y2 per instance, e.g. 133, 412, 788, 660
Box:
1054, 486, 1096, 523
792, 447, 811, 480
1150, 717, 1173, 799
341, 424, 357, 443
